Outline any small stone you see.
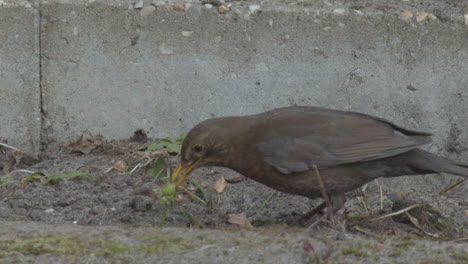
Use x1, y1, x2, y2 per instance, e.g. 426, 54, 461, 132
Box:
354, 10, 363, 16
333, 8, 346, 15
159, 43, 173, 55
338, 22, 345, 27
249, 4, 260, 14
72, 27, 78, 35
19, 1, 31, 8
185, 3, 192, 10
269, 19, 273, 27
174, 4, 185, 12
182, 31, 193, 37
465, 14, 468, 26
204, 4, 213, 9
322, 26, 331, 31
69, 11, 77, 20
153, 1, 164, 7
218, 5, 228, 14
214, 36, 222, 44
400, 11, 413, 20
45, 208, 55, 213
416, 12, 429, 23
141, 5, 156, 16
134, 0, 143, 9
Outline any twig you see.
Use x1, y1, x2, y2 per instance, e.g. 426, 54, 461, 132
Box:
448, 237, 468, 243
129, 162, 141, 174
353, 225, 373, 236
8, 169, 35, 175
177, 185, 208, 205
379, 184, 384, 210
406, 212, 439, 238
312, 164, 335, 227
0, 142, 21, 152
255, 190, 278, 215
439, 178, 466, 195
371, 203, 425, 221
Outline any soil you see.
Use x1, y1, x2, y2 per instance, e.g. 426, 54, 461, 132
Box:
1, 0, 467, 263
1, 136, 467, 263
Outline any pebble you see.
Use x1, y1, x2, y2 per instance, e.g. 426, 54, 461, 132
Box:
140, 5, 156, 16
333, 8, 346, 15
134, 0, 143, 9
416, 12, 429, 22
204, 4, 213, 9
159, 43, 173, 55
218, 5, 228, 14
338, 22, 345, 27
249, 4, 260, 14
182, 31, 193, 37
354, 10, 363, 16
269, 19, 273, 27
153, 1, 164, 7
174, 4, 185, 12
69, 11, 77, 20
464, 14, 468, 26
400, 11, 413, 20
19, 1, 31, 8
72, 27, 78, 36
45, 208, 55, 213
214, 36, 222, 44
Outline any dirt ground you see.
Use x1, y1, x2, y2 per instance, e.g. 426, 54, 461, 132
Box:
1, 0, 468, 263
1, 135, 467, 263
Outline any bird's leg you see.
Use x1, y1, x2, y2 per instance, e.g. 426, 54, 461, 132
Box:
312, 164, 335, 227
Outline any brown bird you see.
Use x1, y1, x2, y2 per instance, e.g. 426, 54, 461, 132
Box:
171, 106, 468, 219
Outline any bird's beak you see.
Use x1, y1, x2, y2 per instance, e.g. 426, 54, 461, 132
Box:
171, 159, 201, 186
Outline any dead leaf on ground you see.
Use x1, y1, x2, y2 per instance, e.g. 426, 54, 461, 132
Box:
225, 175, 245, 183
113, 160, 128, 172
228, 214, 253, 229
133, 187, 158, 200
463, 210, 468, 216
68, 130, 105, 154
213, 177, 228, 193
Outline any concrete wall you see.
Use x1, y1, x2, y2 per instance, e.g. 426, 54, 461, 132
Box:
0, 6, 41, 154
1, 0, 467, 190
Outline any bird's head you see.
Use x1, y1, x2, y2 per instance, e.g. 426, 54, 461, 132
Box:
171, 117, 231, 186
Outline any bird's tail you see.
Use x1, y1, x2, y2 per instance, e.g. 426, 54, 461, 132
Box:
411, 149, 468, 178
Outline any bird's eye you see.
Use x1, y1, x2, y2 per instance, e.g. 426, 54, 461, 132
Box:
193, 144, 203, 153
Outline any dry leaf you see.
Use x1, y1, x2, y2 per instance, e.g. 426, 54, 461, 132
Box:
68, 130, 104, 154
228, 214, 253, 228
213, 177, 228, 193
463, 210, 468, 216
113, 160, 128, 172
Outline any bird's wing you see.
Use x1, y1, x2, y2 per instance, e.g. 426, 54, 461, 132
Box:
255, 107, 432, 174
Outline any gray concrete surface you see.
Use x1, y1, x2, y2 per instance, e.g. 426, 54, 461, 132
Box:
0, 5, 41, 155
0, 0, 467, 190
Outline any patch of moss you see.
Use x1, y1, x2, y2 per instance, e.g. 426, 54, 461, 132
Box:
136, 237, 194, 255
0, 234, 129, 260
449, 250, 468, 261
395, 240, 415, 249
389, 249, 403, 257
342, 247, 368, 258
